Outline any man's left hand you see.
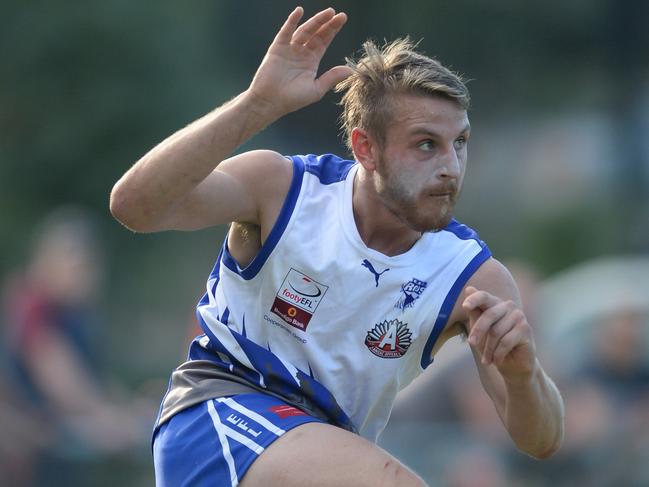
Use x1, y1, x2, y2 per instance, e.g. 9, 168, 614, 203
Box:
462, 286, 536, 382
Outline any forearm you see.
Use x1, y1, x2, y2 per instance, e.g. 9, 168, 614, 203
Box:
110, 90, 277, 232
502, 361, 564, 458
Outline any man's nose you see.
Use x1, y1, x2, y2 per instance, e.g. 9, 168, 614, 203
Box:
437, 145, 461, 180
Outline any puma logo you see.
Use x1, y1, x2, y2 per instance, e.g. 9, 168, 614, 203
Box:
361, 259, 390, 287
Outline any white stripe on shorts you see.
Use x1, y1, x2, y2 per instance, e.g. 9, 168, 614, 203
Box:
219, 422, 265, 455
216, 397, 287, 436
207, 400, 239, 487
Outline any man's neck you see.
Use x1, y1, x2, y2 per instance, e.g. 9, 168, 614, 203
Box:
352, 169, 422, 257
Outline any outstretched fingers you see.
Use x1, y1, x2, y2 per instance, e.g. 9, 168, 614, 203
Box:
275, 7, 351, 99
305, 12, 348, 55
273, 7, 305, 45
291, 8, 337, 45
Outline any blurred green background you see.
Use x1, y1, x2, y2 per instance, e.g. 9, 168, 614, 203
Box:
1, 1, 648, 485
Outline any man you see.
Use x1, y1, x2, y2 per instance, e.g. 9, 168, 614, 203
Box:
111, 7, 564, 487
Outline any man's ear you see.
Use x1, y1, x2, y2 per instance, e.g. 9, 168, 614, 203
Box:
351, 127, 378, 171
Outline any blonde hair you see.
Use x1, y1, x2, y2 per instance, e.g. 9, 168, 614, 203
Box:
336, 38, 470, 151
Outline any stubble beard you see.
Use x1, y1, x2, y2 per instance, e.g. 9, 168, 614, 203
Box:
375, 157, 459, 233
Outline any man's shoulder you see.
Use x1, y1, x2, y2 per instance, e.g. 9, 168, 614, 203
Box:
466, 258, 520, 306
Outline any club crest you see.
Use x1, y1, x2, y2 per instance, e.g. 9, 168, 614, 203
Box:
365, 319, 412, 358
395, 278, 427, 311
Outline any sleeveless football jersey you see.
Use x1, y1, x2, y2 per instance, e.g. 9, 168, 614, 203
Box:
175, 154, 491, 441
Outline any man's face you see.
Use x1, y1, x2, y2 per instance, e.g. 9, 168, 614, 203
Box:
373, 93, 470, 233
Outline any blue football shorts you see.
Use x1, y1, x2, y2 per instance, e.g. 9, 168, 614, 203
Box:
153, 393, 324, 487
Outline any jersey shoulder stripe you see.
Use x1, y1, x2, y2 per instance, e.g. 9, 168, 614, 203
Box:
291, 154, 356, 185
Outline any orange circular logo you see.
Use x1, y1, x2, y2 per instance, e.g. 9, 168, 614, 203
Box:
288, 307, 297, 317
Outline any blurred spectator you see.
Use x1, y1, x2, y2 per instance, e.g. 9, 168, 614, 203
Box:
1, 206, 148, 485
580, 307, 649, 405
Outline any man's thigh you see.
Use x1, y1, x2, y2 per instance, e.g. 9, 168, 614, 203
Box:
240, 421, 427, 487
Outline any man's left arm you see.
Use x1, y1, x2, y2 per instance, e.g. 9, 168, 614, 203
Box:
460, 258, 564, 459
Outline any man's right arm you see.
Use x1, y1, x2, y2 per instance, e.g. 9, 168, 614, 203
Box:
109, 93, 287, 232
109, 7, 351, 233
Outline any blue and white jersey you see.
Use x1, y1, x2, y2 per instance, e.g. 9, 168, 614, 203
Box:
192, 154, 491, 441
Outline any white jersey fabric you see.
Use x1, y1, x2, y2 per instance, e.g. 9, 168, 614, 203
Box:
192, 153, 491, 441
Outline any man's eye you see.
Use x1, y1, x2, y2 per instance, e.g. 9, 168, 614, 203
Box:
454, 137, 467, 150
419, 141, 434, 151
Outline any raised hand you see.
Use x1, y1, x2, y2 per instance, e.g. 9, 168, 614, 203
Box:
248, 7, 353, 120
463, 286, 536, 382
